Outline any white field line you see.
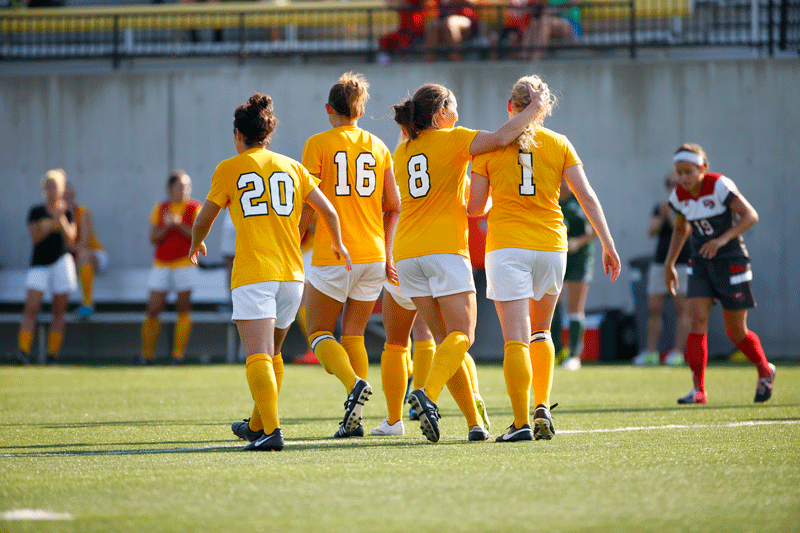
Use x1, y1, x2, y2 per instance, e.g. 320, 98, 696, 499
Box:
3, 509, 74, 520
2, 420, 798, 457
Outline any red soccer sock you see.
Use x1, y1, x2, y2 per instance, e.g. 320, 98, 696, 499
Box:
736, 331, 771, 378
685, 333, 708, 393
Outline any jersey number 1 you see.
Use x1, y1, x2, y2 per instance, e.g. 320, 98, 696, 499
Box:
519, 152, 536, 196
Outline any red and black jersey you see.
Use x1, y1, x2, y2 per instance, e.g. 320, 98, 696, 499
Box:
668, 172, 748, 260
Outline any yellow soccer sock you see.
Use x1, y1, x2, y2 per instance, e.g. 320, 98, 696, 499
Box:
171, 312, 192, 360
309, 331, 357, 392
412, 339, 435, 389
405, 346, 414, 379
246, 354, 279, 434
18, 329, 33, 355
273, 352, 284, 393
530, 330, 555, 409
78, 263, 95, 307
423, 331, 469, 403
296, 305, 308, 339
504, 341, 532, 427
341, 335, 369, 380
381, 343, 408, 425
46, 330, 64, 357
249, 404, 263, 432
464, 351, 480, 395
141, 315, 160, 359
446, 360, 481, 428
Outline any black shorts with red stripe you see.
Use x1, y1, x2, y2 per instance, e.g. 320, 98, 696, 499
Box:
687, 256, 755, 310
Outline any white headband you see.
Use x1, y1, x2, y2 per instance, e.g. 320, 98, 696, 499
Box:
673, 151, 705, 166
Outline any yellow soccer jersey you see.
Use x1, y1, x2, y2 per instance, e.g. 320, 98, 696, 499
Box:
393, 126, 479, 261
207, 147, 320, 289
471, 127, 581, 254
302, 126, 392, 266
75, 205, 105, 251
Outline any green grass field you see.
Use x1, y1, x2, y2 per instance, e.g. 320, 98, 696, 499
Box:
1, 362, 798, 532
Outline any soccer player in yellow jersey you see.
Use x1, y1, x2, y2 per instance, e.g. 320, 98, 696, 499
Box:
391, 81, 544, 443
300, 72, 401, 438
189, 93, 351, 451
468, 75, 621, 442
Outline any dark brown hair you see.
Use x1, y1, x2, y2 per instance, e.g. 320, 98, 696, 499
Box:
392, 84, 453, 140
234, 93, 278, 147
168, 169, 188, 188
329, 72, 369, 119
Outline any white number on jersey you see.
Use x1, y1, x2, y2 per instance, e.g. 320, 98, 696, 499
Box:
518, 152, 536, 196
333, 151, 377, 197
692, 218, 714, 236
408, 154, 431, 198
238, 171, 295, 217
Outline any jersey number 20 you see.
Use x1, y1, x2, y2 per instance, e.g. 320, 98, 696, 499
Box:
238, 172, 294, 217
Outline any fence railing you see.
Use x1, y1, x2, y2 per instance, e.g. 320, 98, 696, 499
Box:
1, 0, 797, 66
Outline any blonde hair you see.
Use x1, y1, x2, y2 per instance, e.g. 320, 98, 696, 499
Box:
328, 71, 370, 119
509, 75, 556, 151
675, 143, 709, 169
42, 168, 66, 189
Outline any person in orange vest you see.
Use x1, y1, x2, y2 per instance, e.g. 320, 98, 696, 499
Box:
137, 170, 201, 365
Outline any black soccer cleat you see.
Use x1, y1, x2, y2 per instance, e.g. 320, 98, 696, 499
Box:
468, 425, 490, 442
342, 378, 372, 432
232, 418, 265, 442
407, 389, 440, 443
243, 428, 284, 451
333, 423, 364, 438
533, 404, 556, 441
754, 363, 776, 403
15, 350, 30, 366
495, 423, 534, 443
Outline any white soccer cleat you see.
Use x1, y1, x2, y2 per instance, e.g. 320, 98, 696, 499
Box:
371, 417, 404, 436
663, 349, 685, 366
632, 350, 660, 366
561, 356, 582, 371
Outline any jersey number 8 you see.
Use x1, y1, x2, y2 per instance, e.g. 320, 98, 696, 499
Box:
238, 172, 295, 217
407, 154, 430, 198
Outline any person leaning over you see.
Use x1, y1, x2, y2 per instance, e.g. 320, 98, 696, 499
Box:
190, 93, 351, 451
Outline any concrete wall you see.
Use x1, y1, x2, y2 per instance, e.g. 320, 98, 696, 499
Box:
1, 58, 798, 357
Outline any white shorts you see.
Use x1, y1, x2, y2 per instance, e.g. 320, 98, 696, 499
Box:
25, 253, 78, 295
231, 280, 304, 328
396, 254, 476, 299
383, 280, 416, 311
485, 248, 566, 302
93, 249, 110, 273
148, 265, 196, 293
220, 210, 236, 258
307, 262, 385, 303
648, 262, 688, 296
302, 249, 313, 277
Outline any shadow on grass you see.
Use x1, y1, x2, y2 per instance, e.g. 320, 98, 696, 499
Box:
1, 433, 456, 457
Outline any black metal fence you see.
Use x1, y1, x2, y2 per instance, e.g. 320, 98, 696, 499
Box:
1, 0, 798, 66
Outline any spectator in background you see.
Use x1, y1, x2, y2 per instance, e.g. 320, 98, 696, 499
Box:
423, 0, 479, 61
554, 178, 596, 371
378, 0, 430, 62
137, 170, 201, 366
64, 183, 109, 321
520, 0, 579, 60
17, 169, 77, 365
486, 0, 533, 60
632, 171, 691, 366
